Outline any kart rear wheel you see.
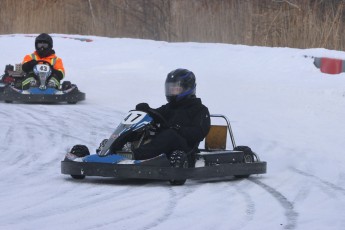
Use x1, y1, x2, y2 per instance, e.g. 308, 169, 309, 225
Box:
62, 81, 72, 90
234, 146, 255, 179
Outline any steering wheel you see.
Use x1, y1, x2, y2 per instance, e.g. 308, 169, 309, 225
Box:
36, 60, 52, 66
144, 108, 169, 128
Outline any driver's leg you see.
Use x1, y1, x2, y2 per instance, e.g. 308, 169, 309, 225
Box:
47, 73, 61, 89
19, 72, 37, 89
133, 129, 189, 160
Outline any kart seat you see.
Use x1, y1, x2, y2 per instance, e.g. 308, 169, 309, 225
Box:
205, 125, 227, 151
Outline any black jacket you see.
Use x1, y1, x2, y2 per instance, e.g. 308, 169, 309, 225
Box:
155, 97, 210, 147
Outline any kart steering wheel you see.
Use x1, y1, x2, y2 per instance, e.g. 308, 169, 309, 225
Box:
36, 60, 52, 67
145, 108, 169, 128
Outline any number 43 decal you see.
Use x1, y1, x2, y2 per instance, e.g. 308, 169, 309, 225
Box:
40, 65, 48, 71
36, 64, 50, 73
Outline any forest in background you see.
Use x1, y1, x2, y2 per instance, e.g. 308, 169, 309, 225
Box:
0, 0, 344, 50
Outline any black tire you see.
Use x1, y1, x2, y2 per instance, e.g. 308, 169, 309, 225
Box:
4, 100, 12, 103
67, 101, 77, 104
169, 180, 187, 186
62, 81, 72, 90
70, 145, 90, 158
69, 145, 89, 180
234, 145, 255, 179
169, 151, 188, 186
169, 163, 187, 185
71, 175, 85, 180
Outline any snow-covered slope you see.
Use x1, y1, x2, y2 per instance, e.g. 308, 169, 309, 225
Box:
1, 34, 345, 230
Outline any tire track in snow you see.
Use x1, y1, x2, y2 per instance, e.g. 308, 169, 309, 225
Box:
84, 184, 185, 230
198, 178, 256, 228
0, 125, 13, 153
0, 106, 46, 171
138, 184, 201, 230
290, 167, 345, 195
234, 181, 256, 224
291, 180, 312, 203
289, 167, 345, 228
249, 178, 298, 230
0, 106, 28, 154
139, 187, 178, 230
22, 106, 92, 145
1, 177, 151, 225
0, 185, 134, 227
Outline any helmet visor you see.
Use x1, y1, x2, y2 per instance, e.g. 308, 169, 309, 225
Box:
165, 82, 183, 96
37, 42, 49, 49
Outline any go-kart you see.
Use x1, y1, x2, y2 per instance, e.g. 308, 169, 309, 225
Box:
0, 64, 18, 100
1, 61, 85, 104
61, 108, 267, 185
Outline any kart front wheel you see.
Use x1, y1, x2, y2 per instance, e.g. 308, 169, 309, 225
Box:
169, 178, 186, 186
71, 175, 85, 180
169, 151, 188, 186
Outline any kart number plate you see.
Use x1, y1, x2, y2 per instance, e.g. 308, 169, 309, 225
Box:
36, 64, 50, 73
122, 111, 147, 125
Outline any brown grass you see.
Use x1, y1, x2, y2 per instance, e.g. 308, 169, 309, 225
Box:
0, 0, 344, 50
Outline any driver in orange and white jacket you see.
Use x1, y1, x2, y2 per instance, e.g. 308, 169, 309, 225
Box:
20, 33, 65, 90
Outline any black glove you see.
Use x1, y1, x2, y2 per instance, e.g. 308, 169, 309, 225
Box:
136, 103, 150, 112
52, 68, 63, 81
22, 59, 38, 73
170, 124, 181, 131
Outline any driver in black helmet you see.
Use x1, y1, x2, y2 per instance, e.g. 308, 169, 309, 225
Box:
20, 33, 65, 90
134, 68, 210, 165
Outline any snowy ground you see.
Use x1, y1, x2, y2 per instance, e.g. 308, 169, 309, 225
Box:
1, 34, 345, 230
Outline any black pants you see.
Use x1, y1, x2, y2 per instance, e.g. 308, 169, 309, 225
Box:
133, 129, 190, 160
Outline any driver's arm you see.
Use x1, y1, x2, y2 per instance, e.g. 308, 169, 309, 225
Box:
155, 104, 169, 118
178, 107, 211, 144
52, 58, 65, 80
22, 55, 37, 73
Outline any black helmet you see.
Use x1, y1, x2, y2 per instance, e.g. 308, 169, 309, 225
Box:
165, 68, 196, 103
35, 33, 53, 57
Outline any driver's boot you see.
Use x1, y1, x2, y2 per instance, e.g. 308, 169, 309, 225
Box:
169, 150, 187, 168
47, 76, 60, 89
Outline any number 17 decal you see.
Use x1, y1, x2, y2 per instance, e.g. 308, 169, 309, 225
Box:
123, 112, 143, 124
